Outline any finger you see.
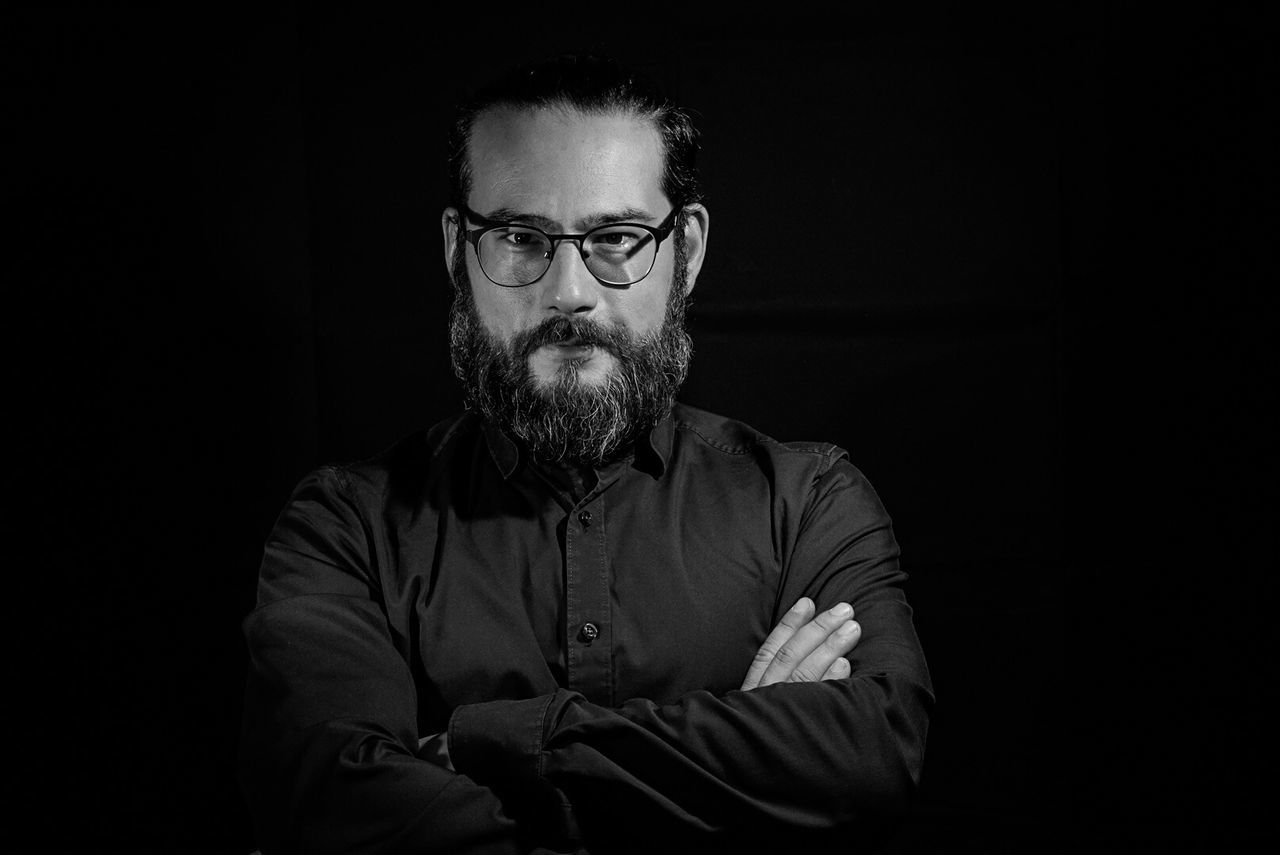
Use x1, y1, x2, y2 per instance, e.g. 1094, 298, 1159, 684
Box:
740, 597, 815, 690
820, 657, 851, 681
788, 620, 861, 684
757, 602, 854, 687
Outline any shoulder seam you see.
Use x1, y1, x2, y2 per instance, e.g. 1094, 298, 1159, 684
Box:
674, 419, 751, 455
675, 418, 849, 465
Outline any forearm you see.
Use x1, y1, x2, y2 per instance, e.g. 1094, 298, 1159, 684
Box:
241, 595, 576, 854
448, 599, 932, 844
241, 717, 522, 854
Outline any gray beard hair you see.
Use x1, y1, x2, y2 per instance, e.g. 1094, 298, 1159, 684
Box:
447, 233, 693, 468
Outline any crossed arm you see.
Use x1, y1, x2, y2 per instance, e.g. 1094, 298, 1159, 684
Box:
241, 465, 932, 853
421, 597, 864, 770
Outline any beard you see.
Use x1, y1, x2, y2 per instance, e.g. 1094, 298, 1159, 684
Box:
447, 231, 693, 468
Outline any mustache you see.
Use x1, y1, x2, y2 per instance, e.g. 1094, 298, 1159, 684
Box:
513, 316, 631, 359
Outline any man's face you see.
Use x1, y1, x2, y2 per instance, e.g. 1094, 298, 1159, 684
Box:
442, 106, 709, 466
448, 106, 704, 386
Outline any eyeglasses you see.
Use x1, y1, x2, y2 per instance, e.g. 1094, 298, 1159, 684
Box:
459, 204, 680, 288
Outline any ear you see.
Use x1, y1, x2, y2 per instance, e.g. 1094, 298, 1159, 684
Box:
678, 203, 709, 296
442, 207, 461, 278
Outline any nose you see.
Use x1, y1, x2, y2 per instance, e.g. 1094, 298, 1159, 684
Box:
540, 238, 599, 316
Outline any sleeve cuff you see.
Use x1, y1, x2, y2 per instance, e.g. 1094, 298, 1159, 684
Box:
449, 694, 556, 787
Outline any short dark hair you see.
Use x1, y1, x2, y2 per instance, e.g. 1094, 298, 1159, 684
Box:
447, 54, 703, 211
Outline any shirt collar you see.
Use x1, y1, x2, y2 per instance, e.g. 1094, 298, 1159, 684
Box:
481, 409, 674, 481
481, 418, 522, 480
633, 410, 673, 479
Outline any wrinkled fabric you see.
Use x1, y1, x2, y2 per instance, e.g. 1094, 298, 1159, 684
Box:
241, 403, 933, 854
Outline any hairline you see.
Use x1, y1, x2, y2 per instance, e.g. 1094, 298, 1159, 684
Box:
456, 100, 676, 212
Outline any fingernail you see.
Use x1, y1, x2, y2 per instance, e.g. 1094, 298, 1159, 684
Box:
830, 602, 852, 618
838, 620, 858, 636
793, 597, 813, 613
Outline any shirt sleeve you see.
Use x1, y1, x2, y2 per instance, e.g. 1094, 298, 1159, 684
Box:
239, 468, 582, 855
447, 457, 933, 849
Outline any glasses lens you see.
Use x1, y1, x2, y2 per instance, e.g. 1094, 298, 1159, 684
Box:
477, 227, 553, 286
584, 226, 658, 285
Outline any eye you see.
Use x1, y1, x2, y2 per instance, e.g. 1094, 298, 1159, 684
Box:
588, 227, 647, 254
493, 228, 545, 251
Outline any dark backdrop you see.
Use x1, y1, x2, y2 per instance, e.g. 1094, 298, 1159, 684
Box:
7, 11, 1271, 852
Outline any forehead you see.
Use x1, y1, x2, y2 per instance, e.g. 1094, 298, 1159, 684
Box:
466, 106, 667, 219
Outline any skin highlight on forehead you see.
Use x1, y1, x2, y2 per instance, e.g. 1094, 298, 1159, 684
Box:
465, 105, 668, 228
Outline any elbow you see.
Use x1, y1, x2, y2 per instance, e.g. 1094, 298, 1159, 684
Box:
838, 672, 934, 820
240, 723, 424, 855
837, 739, 921, 821
872, 732, 926, 816
889, 679, 932, 802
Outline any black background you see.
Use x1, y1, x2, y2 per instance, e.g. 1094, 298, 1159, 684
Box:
6, 10, 1272, 852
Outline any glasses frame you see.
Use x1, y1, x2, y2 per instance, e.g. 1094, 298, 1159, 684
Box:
458, 203, 681, 288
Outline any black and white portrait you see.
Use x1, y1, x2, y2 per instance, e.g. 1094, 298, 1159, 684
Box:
9, 12, 1269, 852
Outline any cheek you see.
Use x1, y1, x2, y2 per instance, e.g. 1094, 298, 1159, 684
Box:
623, 262, 676, 334
468, 270, 527, 338
634, 293, 670, 335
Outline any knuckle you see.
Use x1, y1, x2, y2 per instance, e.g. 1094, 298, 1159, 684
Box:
812, 613, 841, 632
772, 645, 799, 667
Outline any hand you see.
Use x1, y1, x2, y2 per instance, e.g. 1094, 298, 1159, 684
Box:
417, 731, 454, 771
739, 597, 862, 691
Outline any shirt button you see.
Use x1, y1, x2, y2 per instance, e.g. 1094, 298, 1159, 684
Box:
578, 510, 592, 527
578, 622, 600, 643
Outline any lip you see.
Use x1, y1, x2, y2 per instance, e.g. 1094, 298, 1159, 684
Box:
547, 342, 594, 358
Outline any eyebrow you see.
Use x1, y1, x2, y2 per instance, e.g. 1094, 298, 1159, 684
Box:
480, 206, 657, 233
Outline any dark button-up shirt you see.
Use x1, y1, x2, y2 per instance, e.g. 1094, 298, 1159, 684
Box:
240, 404, 933, 854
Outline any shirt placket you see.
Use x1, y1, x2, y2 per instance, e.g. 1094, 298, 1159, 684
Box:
563, 487, 613, 706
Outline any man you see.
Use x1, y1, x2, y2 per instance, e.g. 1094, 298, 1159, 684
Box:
241, 55, 932, 854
